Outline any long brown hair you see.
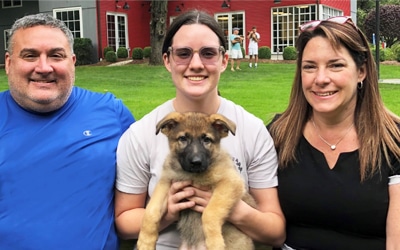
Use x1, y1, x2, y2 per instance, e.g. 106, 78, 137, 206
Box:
269, 20, 400, 181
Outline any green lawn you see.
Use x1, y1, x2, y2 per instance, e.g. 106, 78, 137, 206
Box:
1, 62, 399, 250
1, 62, 400, 123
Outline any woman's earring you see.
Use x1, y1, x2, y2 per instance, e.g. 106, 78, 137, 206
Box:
357, 81, 363, 90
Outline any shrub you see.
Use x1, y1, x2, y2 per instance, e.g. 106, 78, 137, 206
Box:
371, 46, 386, 62
258, 46, 271, 59
282, 46, 297, 60
132, 47, 144, 60
117, 47, 128, 59
384, 47, 395, 61
391, 42, 400, 62
143, 46, 152, 58
105, 50, 117, 63
73, 38, 93, 66
103, 46, 114, 58
241, 46, 246, 58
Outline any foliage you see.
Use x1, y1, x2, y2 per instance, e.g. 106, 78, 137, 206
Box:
258, 46, 271, 59
105, 50, 117, 62
1, 64, 400, 121
132, 47, 144, 60
371, 47, 386, 62
117, 47, 129, 59
103, 46, 114, 58
73, 38, 93, 66
241, 46, 246, 58
384, 47, 395, 61
364, 5, 400, 48
143, 46, 152, 58
357, 0, 400, 35
282, 46, 297, 60
391, 42, 400, 62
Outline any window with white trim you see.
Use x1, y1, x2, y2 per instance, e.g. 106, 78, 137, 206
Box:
215, 12, 245, 52
54, 7, 83, 38
271, 4, 343, 54
2, 0, 22, 8
4, 29, 11, 51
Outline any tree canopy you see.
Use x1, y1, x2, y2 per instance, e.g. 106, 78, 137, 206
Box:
364, 5, 400, 48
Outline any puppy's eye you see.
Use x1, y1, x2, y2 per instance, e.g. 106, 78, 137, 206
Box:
202, 136, 213, 144
178, 136, 187, 142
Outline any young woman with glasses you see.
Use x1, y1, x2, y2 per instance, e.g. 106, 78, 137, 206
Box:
268, 17, 400, 249
115, 9, 285, 249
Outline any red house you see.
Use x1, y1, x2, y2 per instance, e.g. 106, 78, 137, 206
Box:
0, 0, 354, 64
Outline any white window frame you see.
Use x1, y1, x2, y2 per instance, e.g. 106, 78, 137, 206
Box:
2, 0, 22, 8
215, 11, 246, 54
271, 4, 343, 54
53, 7, 83, 38
106, 12, 129, 52
4, 29, 11, 51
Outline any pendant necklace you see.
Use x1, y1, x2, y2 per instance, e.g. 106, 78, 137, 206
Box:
311, 119, 354, 150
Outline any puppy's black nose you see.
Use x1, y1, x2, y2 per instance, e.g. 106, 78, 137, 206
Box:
190, 156, 202, 167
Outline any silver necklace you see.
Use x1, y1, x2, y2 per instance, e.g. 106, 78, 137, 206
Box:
311, 119, 354, 150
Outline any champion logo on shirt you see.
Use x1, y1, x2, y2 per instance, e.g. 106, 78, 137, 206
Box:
83, 130, 92, 136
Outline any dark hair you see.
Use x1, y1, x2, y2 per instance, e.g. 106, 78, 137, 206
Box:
162, 9, 227, 55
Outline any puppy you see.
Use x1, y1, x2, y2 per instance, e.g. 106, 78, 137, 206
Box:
137, 112, 255, 250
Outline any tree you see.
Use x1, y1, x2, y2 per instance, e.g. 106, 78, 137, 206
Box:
357, 0, 400, 33
149, 0, 168, 65
364, 5, 400, 48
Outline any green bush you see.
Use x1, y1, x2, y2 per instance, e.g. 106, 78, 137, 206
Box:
384, 48, 395, 61
241, 46, 246, 58
391, 42, 400, 62
73, 38, 93, 66
282, 46, 297, 60
258, 46, 271, 59
103, 46, 114, 58
371, 46, 386, 62
132, 47, 144, 60
143, 46, 152, 58
105, 50, 117, 63
117, 47, 128, 59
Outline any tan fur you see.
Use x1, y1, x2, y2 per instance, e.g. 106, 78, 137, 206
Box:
137, 112, 256, 250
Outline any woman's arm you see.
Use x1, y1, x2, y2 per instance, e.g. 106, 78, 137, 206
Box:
227, 187, 286, 247
115, 181, 197, 239
387, 183, 400, 249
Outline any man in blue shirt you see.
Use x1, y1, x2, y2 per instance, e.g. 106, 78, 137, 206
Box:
230, 27, 243, 71
0, 13, 135, 249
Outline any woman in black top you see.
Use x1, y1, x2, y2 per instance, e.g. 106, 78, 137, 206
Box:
268, 16, 400, 250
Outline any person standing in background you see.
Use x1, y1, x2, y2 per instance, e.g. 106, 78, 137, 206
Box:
248, 26, 260, 68
0, 13, 135, 249
230, 27, 243, 71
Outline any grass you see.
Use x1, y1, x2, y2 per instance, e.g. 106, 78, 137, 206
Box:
1, 62, 400, 123
1, 61, 399, 250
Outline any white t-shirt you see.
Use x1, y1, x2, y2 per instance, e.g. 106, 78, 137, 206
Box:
248, 32, 260, 49
116, 97, 278, 249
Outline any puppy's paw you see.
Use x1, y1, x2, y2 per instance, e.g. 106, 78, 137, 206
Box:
137, 236, 157, 250
205, 238, 225, 250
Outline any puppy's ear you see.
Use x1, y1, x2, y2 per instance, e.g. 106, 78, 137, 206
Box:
210, 114, 236, 137
156, 112, 181, 135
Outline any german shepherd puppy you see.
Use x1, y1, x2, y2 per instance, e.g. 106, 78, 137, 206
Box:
137, 112, 255, 250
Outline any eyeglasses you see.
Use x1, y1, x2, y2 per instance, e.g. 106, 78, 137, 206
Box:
299, 16, 355, 33
168, 46, 225, 65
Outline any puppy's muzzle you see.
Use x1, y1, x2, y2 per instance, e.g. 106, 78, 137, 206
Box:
179, 141, 211, 173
